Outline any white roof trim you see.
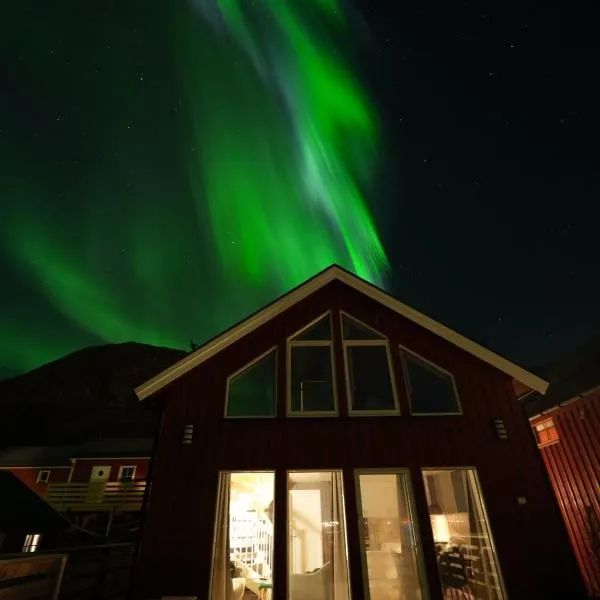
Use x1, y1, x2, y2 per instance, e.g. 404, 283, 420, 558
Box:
135, 266, 549, 400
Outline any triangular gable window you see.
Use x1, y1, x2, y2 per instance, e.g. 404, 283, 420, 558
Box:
341, 314, 385, 341
341, 313, 398, 414
226, 349, 277, 417
288, 313, 336, 415
401, 350, 461, 414
291, 314, 332, 342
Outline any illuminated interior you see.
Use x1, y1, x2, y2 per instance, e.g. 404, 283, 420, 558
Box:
228, 472, 275, 599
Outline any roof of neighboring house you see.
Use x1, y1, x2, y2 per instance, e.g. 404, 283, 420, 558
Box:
74, 437, 154, 458
524, 334, 600, 417
135, 264, 549, 401
0, 446, 76, 468
0, 438, 154, 468
0, 470, 70, 529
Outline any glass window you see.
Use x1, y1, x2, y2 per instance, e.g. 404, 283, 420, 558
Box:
290, 346, 335, 413
342, 314, 385, 341
288, 314, 336, 415
422, 469, 506, 600
402, 351, 461, 414
119, 465, 136, 483
23, 533, 42, 553
294, 314, 333, 341
288, 471, 350, 600
534, 418, 559, 446
210, 472, 275, 600
226, 349, 277, 417
346, 346, 396, 411
36, 470, 50, 484
356, 471, 427, 600
342, 313, 398, 414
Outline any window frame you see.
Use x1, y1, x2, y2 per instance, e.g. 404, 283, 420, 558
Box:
224, 346, 278, 419
340, 312, 400, 416
421, 466, 508, 599
36, 470, 51, 484
118, 465, 137, 483
209, 470, 276, 600
286, 312, 338, 417
353, 468, 429, 600
287, 469, 351, 596
400, 345, 463, 416
534, 417, 559, 447
22, 533, 42, 553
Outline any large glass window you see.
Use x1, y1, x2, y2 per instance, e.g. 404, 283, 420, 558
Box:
355, 471, 426, 600
288, 314, 336, 415
401, 349, 461, 415
422, 469, 506, 600
341, 314, 397, 414
288, 471, 350, 600
210, 472, 275, 600
226, 349, 277, 417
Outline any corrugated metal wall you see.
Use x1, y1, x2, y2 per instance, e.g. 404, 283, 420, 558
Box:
532, 390, 600, 597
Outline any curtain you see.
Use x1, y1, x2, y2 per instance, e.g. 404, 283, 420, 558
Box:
331, 471, 350, 600
210, 473, 234, 600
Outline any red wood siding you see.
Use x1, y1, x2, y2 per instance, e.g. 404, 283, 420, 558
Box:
532, 390, 600, 597
136, 281, 584, 600
2, 466, 70, 497
69, 458, 149, 483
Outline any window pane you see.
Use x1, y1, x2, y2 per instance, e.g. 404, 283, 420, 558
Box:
423, 469, 505, 600
227, 350, 277, 417
290, 346, 335, 413
288, 471, 350, 600
342, 314, 385, 341
403, 353, 460, 414
293, 314, 332, 341
347, 346, 396, 411
357, 472, 425, 600
210, 472, 275, 600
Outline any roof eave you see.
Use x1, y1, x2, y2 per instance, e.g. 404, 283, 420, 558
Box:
135, 265, 549, 400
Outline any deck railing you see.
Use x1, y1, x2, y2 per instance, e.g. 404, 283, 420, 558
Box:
0, 543, 135, 600
46, 482, 146, 512
0, 553, 67, 600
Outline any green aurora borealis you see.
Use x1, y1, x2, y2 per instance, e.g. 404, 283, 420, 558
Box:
1, 0, 388, 375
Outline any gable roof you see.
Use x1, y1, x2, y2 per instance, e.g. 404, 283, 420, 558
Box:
0, 445, 77, 468
135, 265, 549, 400
524, 334, 600, 417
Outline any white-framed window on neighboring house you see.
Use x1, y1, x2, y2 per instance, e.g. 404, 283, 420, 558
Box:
341, 313, 399, 415
118, 465, 136, 483
23, 533, 42, 553
534, 418, 559, 446
400, 347, 462, 415
287, 312, 337, 416
36, 470, 51, 484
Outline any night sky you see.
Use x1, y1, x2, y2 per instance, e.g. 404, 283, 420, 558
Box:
1, 0, 598, 378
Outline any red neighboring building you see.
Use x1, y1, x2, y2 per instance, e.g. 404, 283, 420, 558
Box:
133, 266, 584, 600
0, 439, 152, 524
525, 339, 600, 597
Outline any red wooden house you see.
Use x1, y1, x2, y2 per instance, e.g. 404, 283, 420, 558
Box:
0, 439, 152, 527
525, 338, 600, 597
133, 265, 584, 600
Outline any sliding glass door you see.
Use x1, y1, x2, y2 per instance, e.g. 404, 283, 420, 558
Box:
210, 472, 275, 600
209, 467, 505, 600
422, 468, 506, 600
355, 470, 428, 600
287, 471, 351, 600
